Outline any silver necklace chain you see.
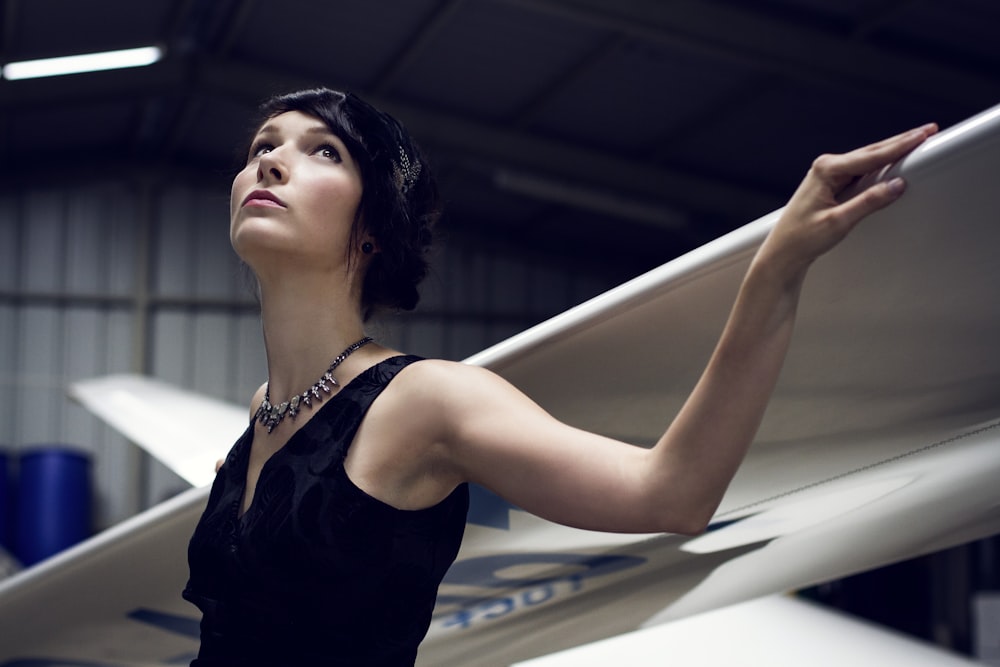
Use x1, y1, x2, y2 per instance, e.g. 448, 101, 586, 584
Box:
254, 336, 373, 434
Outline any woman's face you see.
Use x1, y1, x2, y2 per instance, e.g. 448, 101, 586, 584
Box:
230, 110, 364, 275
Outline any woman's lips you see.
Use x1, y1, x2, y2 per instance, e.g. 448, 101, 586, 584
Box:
242, 190, 286, 208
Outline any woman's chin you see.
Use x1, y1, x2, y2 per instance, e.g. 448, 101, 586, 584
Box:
232, 220, 294, 254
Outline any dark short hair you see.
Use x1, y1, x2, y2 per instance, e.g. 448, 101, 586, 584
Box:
254, 88, 440, 320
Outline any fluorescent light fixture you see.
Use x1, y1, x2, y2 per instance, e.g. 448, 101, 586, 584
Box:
2, 46, 163, 80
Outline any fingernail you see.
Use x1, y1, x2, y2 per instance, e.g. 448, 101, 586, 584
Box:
886, 177, 906, 196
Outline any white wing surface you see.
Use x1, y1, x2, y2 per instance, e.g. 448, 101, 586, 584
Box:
511, 595, 985, 666
68, 374, 247, 488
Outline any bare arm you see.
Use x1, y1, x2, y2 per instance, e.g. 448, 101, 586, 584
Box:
428, 123, 938, 535
642, 123, 939, 530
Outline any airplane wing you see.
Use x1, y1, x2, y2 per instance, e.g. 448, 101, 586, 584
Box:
1, 104, 998, 666
511, 595, 986, 667
67, 374, 247, 488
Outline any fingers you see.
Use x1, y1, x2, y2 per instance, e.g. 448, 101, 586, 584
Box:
850, 122, 937, 173
768, 123, 935, 266
817, 123, 938, 184
857, 122, 938, 155
751, 121, 938, 278
828, 176, 907, 232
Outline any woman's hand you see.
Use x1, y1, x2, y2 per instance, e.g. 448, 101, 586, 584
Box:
757, 123, 938, 283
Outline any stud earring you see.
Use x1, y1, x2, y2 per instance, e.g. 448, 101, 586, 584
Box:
361, 241, 374, 254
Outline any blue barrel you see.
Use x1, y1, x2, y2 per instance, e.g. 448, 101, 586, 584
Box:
0, 450, 9, 552
16, 447, 91, 566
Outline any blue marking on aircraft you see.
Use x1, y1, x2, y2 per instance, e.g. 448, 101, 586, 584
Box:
435, 552, 647, 628
704, 515, 752, 532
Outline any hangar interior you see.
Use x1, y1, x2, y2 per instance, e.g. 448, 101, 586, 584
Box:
0, 0, 998, 661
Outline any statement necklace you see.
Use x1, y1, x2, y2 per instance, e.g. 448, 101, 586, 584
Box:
255, 336, 373, 433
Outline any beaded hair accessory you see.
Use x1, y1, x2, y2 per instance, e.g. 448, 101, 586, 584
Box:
393, 145, 421, 195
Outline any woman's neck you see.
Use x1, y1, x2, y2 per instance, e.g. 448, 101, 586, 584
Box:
256, 274, 369, 403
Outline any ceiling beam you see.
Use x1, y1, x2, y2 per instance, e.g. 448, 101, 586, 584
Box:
0, 0, 18, 59
502, 0, 999, 113
850, 0, 921, 40
216, 0, 258, 56
0, 53, 783, 223
371, 0, 469, 96
508, 34, 626, 129
195, 57, 784, 221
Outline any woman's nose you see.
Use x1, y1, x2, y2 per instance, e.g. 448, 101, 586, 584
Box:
257, 150, 287, 183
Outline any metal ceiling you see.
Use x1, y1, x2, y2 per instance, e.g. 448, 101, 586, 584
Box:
2, 0, 998, 272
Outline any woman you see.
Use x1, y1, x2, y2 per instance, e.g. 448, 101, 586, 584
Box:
184, 88, 936, 665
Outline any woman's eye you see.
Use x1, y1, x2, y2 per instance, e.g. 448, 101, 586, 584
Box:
249, 142, 273, 160
317, 145, 342, 162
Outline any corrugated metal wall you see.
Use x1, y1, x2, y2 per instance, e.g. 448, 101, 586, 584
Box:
1, 183, 143, 527
0, 179, 621, 531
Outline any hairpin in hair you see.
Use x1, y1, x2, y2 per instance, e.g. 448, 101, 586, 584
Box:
393, 146, 421, 195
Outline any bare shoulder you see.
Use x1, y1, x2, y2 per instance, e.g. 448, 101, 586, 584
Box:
396, 358, 504, 386
385, 358, 550, 451
392, 358, 528, 412
369, 358, 533, 443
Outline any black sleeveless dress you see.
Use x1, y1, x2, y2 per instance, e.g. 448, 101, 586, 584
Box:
184, 356, 469, 666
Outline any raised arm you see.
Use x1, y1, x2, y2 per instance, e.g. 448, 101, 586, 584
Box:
429, 123, 938, 535
642, 122, 939, 530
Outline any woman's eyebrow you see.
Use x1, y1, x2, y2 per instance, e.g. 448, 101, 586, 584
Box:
252, 124, 336, 140
304, 126, 339, 139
